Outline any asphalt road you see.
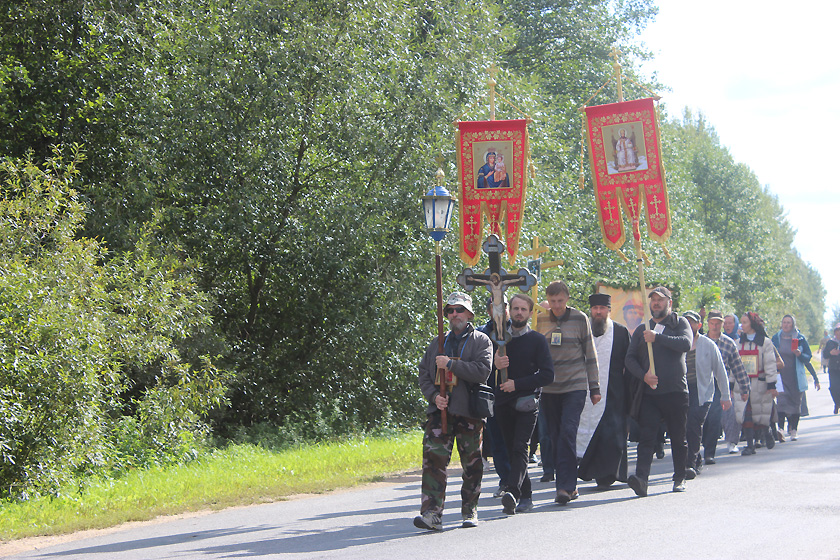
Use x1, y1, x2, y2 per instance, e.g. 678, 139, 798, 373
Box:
6, 375, 840, 560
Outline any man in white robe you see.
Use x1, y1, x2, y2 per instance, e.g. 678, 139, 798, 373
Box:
577, 293, 631, 487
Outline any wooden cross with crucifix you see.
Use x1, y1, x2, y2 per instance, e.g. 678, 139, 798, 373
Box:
456, 234, 537, 382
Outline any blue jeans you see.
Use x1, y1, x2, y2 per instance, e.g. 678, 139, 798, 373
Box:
686, 382, 711, 470
542, 390, 587, 492
537, 404, 554, 475
702, 384, 723, 459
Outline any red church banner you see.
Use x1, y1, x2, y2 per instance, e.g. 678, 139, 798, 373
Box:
457, 119, 529, 266
584, 98, 671, 251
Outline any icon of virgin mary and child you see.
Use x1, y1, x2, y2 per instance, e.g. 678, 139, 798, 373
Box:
476, 148, 510, 189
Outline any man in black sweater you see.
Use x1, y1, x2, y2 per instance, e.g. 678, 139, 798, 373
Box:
625, 286, 693, 496
493, 293, 555, 514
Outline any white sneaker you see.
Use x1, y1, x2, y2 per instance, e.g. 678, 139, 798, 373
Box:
790, 429, 798, 441
462, 511, 478, 528
727, 442, 739, 454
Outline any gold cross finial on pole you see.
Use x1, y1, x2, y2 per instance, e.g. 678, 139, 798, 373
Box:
609, 46, 624, 102
434, 155, 445, 186
521, 236, 563, 326
487, 64, 499, 121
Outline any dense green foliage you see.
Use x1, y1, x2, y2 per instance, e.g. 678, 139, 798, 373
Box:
0, 0, 825, 499
0, 149, 228, 498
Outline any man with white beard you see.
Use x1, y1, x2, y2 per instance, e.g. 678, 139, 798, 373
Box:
577, 293, 631, 488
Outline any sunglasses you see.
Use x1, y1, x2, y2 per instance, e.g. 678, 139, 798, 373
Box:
444, 306, 467, 315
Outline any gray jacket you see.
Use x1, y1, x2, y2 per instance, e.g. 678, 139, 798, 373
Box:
418, 324, 492, 418
693, 334, 731, 404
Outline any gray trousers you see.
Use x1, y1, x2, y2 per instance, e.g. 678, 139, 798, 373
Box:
722, 394, 741, 444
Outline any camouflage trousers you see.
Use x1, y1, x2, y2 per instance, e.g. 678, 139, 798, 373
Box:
420, 411, 484, 517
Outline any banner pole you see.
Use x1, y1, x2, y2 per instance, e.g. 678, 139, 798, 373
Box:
488, 64, 498, 121
613, 47, 657, 387
632, 214, 657, 388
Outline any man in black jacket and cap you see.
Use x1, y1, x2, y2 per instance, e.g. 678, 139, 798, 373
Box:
625, 286, 693, 496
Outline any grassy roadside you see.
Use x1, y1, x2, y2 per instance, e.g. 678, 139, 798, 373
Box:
0, 430, 424, 542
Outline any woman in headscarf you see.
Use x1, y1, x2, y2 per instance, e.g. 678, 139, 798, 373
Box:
771, 314, 813, 441
736, 312, 779, 455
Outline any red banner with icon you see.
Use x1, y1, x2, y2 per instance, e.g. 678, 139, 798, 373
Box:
584, 98, 671, 251
457, 119, 529, 266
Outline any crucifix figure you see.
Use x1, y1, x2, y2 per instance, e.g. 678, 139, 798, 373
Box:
456, 234, 537, 382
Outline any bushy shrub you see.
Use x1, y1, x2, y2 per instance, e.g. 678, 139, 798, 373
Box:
0, 148, 227, 499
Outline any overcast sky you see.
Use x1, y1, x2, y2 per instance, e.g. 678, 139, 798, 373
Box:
637, 0, 839, 326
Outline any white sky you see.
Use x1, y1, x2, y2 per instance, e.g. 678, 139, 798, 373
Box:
638, 0, 839, 325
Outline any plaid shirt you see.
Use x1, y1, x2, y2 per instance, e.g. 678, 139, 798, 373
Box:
711, 333, 750, 395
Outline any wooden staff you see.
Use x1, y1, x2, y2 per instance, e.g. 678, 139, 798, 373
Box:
614, 48, 657, 389
632, 217, 657, 389
435, 241, 448, 433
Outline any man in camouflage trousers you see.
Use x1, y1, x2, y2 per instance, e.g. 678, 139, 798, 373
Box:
415, 292, 493, 531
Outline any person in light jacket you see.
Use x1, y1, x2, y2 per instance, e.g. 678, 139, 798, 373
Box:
682, 311, 731, 479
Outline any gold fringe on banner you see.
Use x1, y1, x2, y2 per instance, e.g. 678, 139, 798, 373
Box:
658, 241, 671, 259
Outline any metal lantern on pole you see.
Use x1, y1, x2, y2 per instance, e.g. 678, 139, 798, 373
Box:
422, 169, 456, 243
422, 167, 456, 433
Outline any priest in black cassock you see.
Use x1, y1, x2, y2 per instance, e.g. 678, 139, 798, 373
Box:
576, 293, 631, 488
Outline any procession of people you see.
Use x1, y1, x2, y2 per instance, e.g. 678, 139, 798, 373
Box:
414, 284, 828, 530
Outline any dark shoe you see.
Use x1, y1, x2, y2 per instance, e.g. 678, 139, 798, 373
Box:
655, 449, 665, 460
501, 491, 517, 515
835, 405, 839, 414
515, 497, 534, 513
684, 467, 696, 480
493, 485, 507, 498
776, 429, 786, 442
595, 476, 616, 488
540, 472, 555, 482
704, 457, 716, 465
554, 489, 572, 505
694, 461, 703, 474
673, 480, 686, 492
741, 446, 756, 456
414, 512, 442, 531
528, 454, 538, 464
765, 428, 776, 449
627, 475, 648, 497
569, 489, 579, 501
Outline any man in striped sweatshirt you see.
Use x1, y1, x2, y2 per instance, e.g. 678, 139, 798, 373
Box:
535, 281, 600, 505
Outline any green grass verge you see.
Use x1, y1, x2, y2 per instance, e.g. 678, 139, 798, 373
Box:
0, 430, 423, 541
